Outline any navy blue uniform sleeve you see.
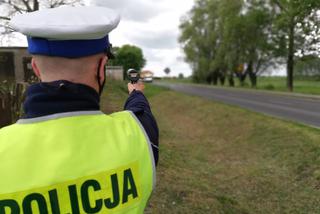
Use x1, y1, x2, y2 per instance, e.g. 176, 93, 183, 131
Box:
124, 90, 159, 166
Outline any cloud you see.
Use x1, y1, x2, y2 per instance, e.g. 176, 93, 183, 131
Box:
144, 49, 163, 62
128, 29, 178, 49
91, 0, 163, 22
143, 47, 192, 77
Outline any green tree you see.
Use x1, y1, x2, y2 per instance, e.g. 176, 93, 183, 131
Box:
270, 0, 320, 91
164, 67, 171, 76
238, 0, 274, 88
212, 0, 244, 87
179, 0, 320, 90
179, 0, 272, 87
110, 45, 146, 80
179, 0, 216, 83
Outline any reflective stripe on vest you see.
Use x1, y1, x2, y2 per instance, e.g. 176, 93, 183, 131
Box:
0, 111, 155, 214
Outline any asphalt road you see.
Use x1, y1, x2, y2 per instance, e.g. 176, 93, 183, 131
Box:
155, 82, 320, 128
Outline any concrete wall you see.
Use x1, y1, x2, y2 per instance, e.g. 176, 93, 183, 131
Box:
106, 66, 124, 81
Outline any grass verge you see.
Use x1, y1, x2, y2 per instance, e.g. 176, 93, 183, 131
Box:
101, 81, 320, 214
163, 77, 320, 96
244, 77, 320, 95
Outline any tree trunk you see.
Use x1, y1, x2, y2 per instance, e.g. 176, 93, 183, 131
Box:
212, 71, 218, 85
206, 74, 212, 84
219, 72, 226, 86
239, 73, 247, 87
228, 72, 235, 87
249, 73, 257, 88
247, 60, 257, 88
33, 0, 40, 11
287, 18, 295, 92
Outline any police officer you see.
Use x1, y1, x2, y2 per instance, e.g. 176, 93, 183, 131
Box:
0, 6, 158, 214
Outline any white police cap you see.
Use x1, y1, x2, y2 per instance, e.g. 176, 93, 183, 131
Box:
10, 6, 120, 58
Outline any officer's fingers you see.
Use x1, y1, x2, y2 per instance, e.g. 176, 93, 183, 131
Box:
136, 82, 145, 92
140, 83, 145, 91
128, 83, 135, 94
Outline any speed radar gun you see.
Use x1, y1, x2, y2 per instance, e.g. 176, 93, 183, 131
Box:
127, 69, 140, 84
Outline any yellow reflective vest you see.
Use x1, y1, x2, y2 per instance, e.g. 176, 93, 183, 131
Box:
0, 111, 155, 214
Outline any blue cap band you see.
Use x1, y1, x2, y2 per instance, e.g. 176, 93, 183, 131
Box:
27, 35, 110, 58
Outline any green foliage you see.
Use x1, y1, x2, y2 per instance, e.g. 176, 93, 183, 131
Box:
295, 55, 320, 77
179, 0, 274, 86
179, 0, 320, 90
264, 84, 275, 90
109, 45, 146, 80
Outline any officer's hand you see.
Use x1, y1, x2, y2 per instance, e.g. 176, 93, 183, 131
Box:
128, 81, 145, 94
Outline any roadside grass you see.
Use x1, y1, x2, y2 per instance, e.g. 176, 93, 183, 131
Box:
242, 77, 320, 95
100, 80, 128, 113
163, 76, 320, 95
101, 81, 320, 213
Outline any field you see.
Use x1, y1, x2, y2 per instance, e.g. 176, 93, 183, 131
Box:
164, 76, 320, 95
102, 80, 320, 213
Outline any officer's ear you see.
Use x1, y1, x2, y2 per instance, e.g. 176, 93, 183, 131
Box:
31, 58, 41, 79
98, 56, 108, 83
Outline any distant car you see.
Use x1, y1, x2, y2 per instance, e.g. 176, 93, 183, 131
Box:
141, 70, 154, 83
143, 76, 153, 83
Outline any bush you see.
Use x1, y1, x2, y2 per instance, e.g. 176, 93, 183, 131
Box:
264, 84, 275, 90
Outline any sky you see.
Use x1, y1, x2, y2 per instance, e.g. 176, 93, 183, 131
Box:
1, 0, 195, 77
90, 0, 195, 77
